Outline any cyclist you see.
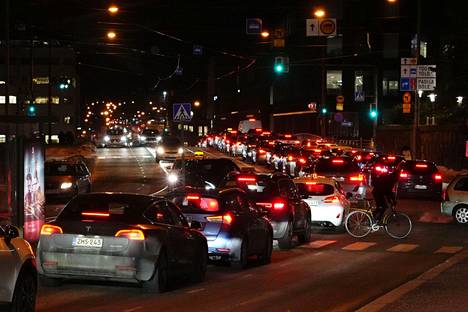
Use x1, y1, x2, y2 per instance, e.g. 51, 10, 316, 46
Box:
371, 165, 398, 224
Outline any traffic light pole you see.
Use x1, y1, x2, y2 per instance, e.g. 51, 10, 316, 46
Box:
411, 0, 422, 160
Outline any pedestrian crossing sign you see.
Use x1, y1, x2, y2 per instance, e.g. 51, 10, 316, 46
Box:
173, 103, 192, 122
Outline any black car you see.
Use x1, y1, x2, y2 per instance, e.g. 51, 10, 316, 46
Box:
230, 173, 312, 250
37, 193, 207, 292
168, 158, 240, 189
168, 187, 273, 268
397, 160, 443, 200
367, 155, 405, 185
45, 158, 92, 201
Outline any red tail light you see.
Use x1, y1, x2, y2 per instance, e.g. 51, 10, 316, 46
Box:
416, 163, 428, 168
41, 224, 63, 236
288, 155, 294, 161
187, 195, 200, 201
314, 149, 322, 154
306, 182, 317, 185
400, 171, 408, 179
324, 196, 340, 204
256, 202, 272, 209
273, 201, 285, 210
268, 141, 275, 145
434, 174, 442, 182
307, 142, 311, 147
332, 159, 344, 164
81, 212, 110, 218
237, 176, 256, 182
255, 128, 262, 132
284, 134, 292, 138
115, 229, 145, 241
387, 156, 396, 160
349, 174, 364, 182
226, 140, 230, 144
206, 213, 233, 225
259, 149, 266, 154
375, 166, 388, 173
298, 158, 307, 164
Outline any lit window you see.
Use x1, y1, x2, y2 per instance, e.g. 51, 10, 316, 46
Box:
0, 96, 17, 104
64, 116, 71, 124
389, 81, 399, 91
327, 70, 342, 94
420, 41, 427, 58
32, 77, 49, 84
354, 72, 364, 93
35, 97, 60, 104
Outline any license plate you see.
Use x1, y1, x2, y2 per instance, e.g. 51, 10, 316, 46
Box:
415, 185, 427, 190
73, 237, 103, 248
308, 200, 319, 206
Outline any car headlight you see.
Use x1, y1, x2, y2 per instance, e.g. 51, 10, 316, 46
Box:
157, 146, 165, 155
104, 135, 110, 142
156, 136, 162, 142
178, 147, 184, 154
168, 174, 178, 184
139, 135, 146, 141
60, 182, 73, 189
120, 136, 127, 142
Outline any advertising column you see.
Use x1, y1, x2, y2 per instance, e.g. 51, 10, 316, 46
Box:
23, 141, 45, 242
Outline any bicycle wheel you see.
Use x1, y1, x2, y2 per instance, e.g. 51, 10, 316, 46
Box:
345, 210, 373, 238
385, 212, 412, 239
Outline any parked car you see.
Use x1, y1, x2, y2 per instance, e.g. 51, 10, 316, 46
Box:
441, 175, 468, 224
294, 176, 350, 231
397, 160, 443, 200
313, 157, 368, 204
37, 193, 208, 292
231, 173, 312, 250
168, 187, 273, 268
45, 158, 92, 200
0, 224, 37, 312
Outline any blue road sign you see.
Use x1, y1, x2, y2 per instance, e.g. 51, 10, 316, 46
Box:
400, 78, 414, 91
246, 18, 262, 34
173, 103, 192, 122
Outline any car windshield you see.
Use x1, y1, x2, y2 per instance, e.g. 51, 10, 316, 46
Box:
57, 194, 152, 222
162, 137, 181, 146
296, 183, 334, 197
237, 176, 278, 202
45, 163, 76, 176
171, 195, 220, 214
315, 159, 360, 175
107, 129, 124, 135
142, 129, 159, 136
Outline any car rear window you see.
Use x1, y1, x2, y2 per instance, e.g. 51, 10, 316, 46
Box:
315, 159, 359, 174
171, 195, 220, 213
57, 195, 151, 222
296, 183, 335, 196
45, 163, 75, 176
402, 162, 437, 173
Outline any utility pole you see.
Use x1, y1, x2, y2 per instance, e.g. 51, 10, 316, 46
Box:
4, 0, 10, 139
411, 0, 422, 160
47, 40, 52, 143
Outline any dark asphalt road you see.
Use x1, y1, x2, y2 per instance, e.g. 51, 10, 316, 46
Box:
38, 147, 468, 312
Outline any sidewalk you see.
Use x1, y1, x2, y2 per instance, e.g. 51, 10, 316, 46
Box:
358, 250, 468, 312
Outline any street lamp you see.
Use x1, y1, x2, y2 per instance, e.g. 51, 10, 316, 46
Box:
313, 8, 326, 18
261, 31, 270, 38
194, 100, 201, 107
386, 0, 397, 3
108, 5, 119, 14
107, 31, 117, 39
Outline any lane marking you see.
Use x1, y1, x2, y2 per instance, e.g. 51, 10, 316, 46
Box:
356, 250, 468, 312
123, 306, 143, 312
387, 244, 419, 253
186, 288, 205, 294
342, 242, 376, 251
303, 240, 337, 249
434, 246, 464, 254
151, 186, 168, 196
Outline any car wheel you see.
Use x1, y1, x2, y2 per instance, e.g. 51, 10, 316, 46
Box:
258, 233, 273, 265
143, 250, 169, 293
298, 217, 312, 244
11, 269, 36, 312
233, 237, 248, 269
191, 245, 208, 283
454, 206, 468, 225
277, 221, 293, 250
39, 274, 61, 287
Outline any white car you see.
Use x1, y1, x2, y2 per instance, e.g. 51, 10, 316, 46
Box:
294, 176, 351, 231
441, 174, 468, 224
0, 224, 37, 311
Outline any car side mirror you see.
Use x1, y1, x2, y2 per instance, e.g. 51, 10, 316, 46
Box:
346, 192, 353, 200
190, 220, 202, 230
2, 225, 19, 244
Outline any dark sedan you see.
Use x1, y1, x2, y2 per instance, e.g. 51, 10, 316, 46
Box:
37, 193, 207, 293
45, 159, 92, 201
168, 187, 273, 269
397, 160, 443, 200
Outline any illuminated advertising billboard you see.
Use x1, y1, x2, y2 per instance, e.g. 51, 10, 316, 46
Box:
23, 142, 45, 242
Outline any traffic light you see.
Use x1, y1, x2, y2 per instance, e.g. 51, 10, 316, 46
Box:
274, 56, 289, 74
321, 107, 328, 114
27, 103, 37, 117
369, 104, 378, 119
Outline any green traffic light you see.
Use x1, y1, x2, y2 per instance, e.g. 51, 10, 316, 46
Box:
28, 106, 35, 113
370, 110, 378, 118
275, 64, 284, 73
321, 108, 327, 114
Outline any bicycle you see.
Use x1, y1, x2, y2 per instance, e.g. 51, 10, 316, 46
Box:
345, 198, 412, 239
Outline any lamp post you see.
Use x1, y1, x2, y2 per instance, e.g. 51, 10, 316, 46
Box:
313, 8, 327, 137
